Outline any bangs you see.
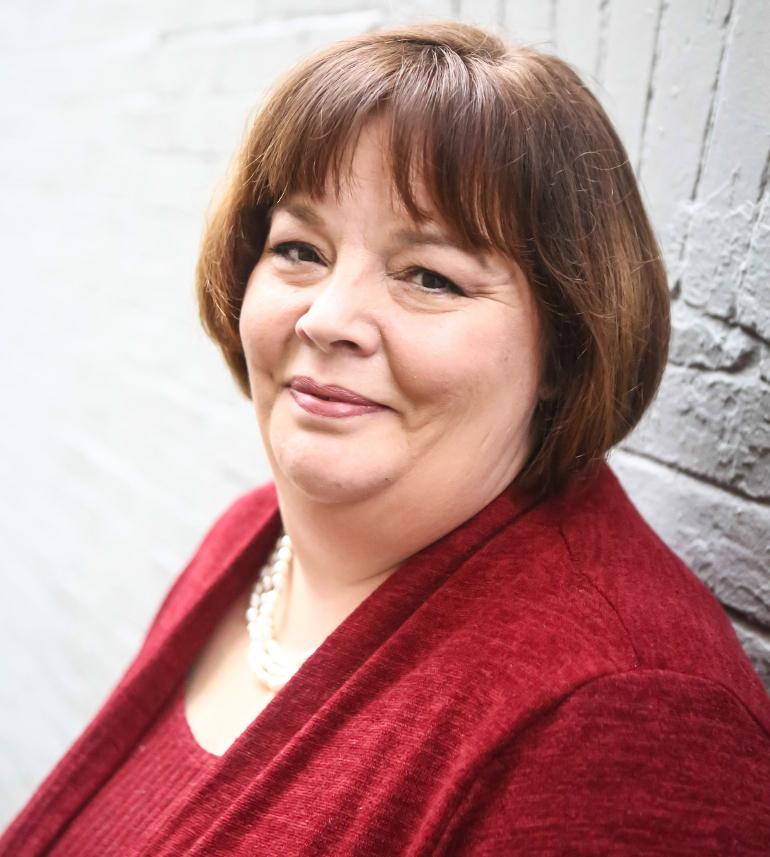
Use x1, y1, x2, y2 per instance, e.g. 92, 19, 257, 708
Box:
250, 32, 529, 258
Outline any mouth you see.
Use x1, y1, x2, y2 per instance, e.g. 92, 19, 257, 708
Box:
287, 376, 387, 418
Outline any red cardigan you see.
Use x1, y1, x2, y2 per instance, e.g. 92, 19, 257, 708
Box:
3, 464, 770, 855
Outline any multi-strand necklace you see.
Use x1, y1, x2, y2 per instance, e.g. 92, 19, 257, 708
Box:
246, 533, 316, 692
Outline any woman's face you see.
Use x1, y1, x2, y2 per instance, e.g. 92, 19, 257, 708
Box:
240, 124, 544, 516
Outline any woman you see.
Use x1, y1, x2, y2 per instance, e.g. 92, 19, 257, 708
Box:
3, 21, 769, 856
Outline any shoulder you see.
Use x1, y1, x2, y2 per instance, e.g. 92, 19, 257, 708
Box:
440, 669, 770, 856
534, 464, 770, 725
515, 670, 770, 819
547, 669, 770, 757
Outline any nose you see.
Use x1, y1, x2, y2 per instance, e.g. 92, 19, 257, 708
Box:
295, 262, 381, 356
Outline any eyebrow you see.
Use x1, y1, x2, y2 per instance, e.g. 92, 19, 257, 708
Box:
391, 227, 459, 250
390, 227, 489, 269
271, 201, 325, 229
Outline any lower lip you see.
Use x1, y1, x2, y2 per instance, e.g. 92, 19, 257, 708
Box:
289, 389, 385, 418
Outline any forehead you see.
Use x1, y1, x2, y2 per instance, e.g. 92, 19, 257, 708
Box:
273, 122, 477, 250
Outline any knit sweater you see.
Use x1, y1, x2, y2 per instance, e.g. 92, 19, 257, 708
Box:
3, 464, 769, 855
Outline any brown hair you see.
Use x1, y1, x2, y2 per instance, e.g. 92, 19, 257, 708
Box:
196, 21, 669, 498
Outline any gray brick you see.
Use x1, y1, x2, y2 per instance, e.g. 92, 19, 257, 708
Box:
552, 0, 604, 82
501, 0, 553, 47
669, 306, 758, 372
626, 364, 770, 502
600, 1, 661, 168
679, 0, 770, 320
636, 0, 733, 272
730, 619, 770, 691
736, 191, 770, 341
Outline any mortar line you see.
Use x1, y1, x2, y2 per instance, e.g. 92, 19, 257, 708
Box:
668, 347, 758, 375
637, 0, 668, 177
721, 603, 770, 638
497, 0, 506, 28
757, 145, 770, 205
689, 0, 737, 204
729, 143, 770, 307
674, 0, 740, 293
548, 0, 559, 51
616, 448, 770, 507
696, 310, 770, 349
595, 0, 612, 85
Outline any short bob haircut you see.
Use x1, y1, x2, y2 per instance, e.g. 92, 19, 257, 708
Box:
196, 22, 669, 498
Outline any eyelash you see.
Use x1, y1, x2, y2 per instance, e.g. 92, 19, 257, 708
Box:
401, 267, 465, 297
267, 240, 466, 297
268, 241, 322, 265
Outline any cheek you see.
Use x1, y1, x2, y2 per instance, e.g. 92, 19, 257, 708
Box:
387, 309, 541, 423
239, 272, 300, 377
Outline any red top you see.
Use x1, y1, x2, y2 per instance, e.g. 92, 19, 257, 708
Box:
3, 465, 770, 855
47, 686, 215, 856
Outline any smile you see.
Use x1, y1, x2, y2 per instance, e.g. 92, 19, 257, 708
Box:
287, 376, 387, 418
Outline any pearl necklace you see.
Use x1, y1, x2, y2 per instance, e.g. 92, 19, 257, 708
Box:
246, 533, 316, 692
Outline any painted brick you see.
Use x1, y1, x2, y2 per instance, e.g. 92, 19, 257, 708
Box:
601, 1, 660, 168
679, 0, 770, 319
736, 190, 770, 341
637, 0, 734, 266
458, 0, 501, 28
501, 0, 553, 47
553, 0, 604, 81
731, 620, 770, 690
761, 348, 770, 385
669, 305, 758, 372
626, 364, 770, 502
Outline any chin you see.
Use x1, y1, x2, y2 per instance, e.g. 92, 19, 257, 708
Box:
268, 431, 404, 505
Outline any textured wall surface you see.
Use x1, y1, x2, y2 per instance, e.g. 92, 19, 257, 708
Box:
1, 0, 768, 827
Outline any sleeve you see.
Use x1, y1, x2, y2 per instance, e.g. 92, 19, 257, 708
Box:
438, 671, 770, 856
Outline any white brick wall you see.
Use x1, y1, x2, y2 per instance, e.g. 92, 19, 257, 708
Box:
1, 0, 768, 827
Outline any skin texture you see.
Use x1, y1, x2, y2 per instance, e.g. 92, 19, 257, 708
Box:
185, 124, 545, 754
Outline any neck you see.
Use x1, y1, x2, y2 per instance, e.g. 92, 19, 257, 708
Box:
272, 482, 420, 654
271, 461, 518, 655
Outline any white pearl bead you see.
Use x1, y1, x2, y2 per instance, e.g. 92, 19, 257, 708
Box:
246, 532, 314, 692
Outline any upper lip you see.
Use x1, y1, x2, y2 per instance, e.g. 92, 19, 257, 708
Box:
288, 376, 384, 407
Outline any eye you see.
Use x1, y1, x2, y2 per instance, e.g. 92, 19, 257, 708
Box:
408, 268, 465, 297
269, 241, 323, 264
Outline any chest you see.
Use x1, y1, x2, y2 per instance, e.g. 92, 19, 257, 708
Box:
55, 665, 503, 857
